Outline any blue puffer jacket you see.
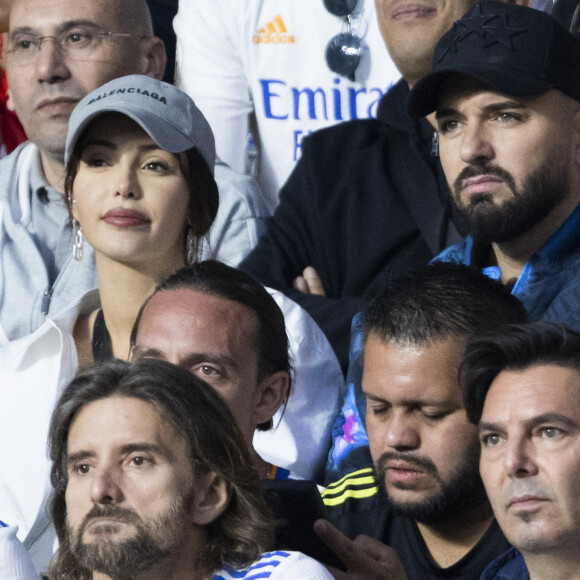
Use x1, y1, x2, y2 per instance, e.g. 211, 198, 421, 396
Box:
434, 203, 580, 330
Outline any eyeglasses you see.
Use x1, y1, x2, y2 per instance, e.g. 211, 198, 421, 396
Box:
324, 0, 363, 81
6, 27, 151, 65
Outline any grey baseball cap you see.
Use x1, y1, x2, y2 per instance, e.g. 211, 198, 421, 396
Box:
65, 74, 216, 174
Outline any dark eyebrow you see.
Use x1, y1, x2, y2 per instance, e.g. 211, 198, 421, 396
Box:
364, 391, 388, 404
180, 352, 240, 371
435, 107, 460, 120
131, 345, 164, 360
478, 421, 503, 434
480, 412, 580, 432
436, 99, 525, 120
131, 346, 240, 371
482, 100, 525, 113
117, 442, 166, 456
9, 26, 36, 40
80, 138, 116, 151
80, 140, 162, 154
526, 412, 580, 430
363, 391, 454, 408
67, 443, 167, 468
67, 450, 96, 468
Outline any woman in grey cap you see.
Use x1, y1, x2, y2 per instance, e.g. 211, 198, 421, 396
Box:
63, 73, 219, 365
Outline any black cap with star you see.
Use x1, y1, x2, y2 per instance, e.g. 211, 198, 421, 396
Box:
407, 1, 580, 118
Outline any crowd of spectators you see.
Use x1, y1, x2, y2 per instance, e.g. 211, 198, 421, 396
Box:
2, 0, 580, 579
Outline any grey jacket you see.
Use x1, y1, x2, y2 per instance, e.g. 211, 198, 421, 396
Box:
0, 142, 269, 343
0, 143, 98, 343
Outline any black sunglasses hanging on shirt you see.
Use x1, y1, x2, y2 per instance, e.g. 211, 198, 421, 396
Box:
324, 0, 363, 81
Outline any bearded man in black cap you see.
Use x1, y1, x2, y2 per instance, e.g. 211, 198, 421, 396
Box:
409, 0, 580, 330
241, 0, 536, 373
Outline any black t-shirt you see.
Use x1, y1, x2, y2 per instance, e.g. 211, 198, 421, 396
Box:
323, 468, 510, 579
387, 512, 509, 579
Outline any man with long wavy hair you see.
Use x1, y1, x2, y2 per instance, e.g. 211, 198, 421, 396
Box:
47, 359, 332, 580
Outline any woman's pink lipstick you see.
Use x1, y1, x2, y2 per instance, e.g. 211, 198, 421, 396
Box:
103, 208, 150, 228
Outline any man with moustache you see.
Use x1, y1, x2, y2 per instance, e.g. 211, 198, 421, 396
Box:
461, 322, 580, 580
315, 263, 528, 579
241, 0, 530, 372
408, 1, 580, 331
46, 358, 332, 580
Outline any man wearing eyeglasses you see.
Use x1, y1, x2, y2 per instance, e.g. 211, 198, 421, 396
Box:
240, 0, 531, 374
0, 0, 166, 345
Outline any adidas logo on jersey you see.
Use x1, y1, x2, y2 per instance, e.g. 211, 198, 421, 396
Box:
253, 15, 295, 44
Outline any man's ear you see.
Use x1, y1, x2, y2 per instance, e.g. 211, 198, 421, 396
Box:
142, 37, 167, 81
190, 472, 230, 526
253, 371, 290, 427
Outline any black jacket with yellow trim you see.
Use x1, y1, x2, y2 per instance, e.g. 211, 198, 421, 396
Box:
322, 467, 387, 540
322, 468, 511, 580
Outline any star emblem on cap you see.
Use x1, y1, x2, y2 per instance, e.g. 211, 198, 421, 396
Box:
438, 4, 526, 62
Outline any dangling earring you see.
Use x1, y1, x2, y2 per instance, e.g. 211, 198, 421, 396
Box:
185, 226, 196, 266
72, 219, 84, 262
